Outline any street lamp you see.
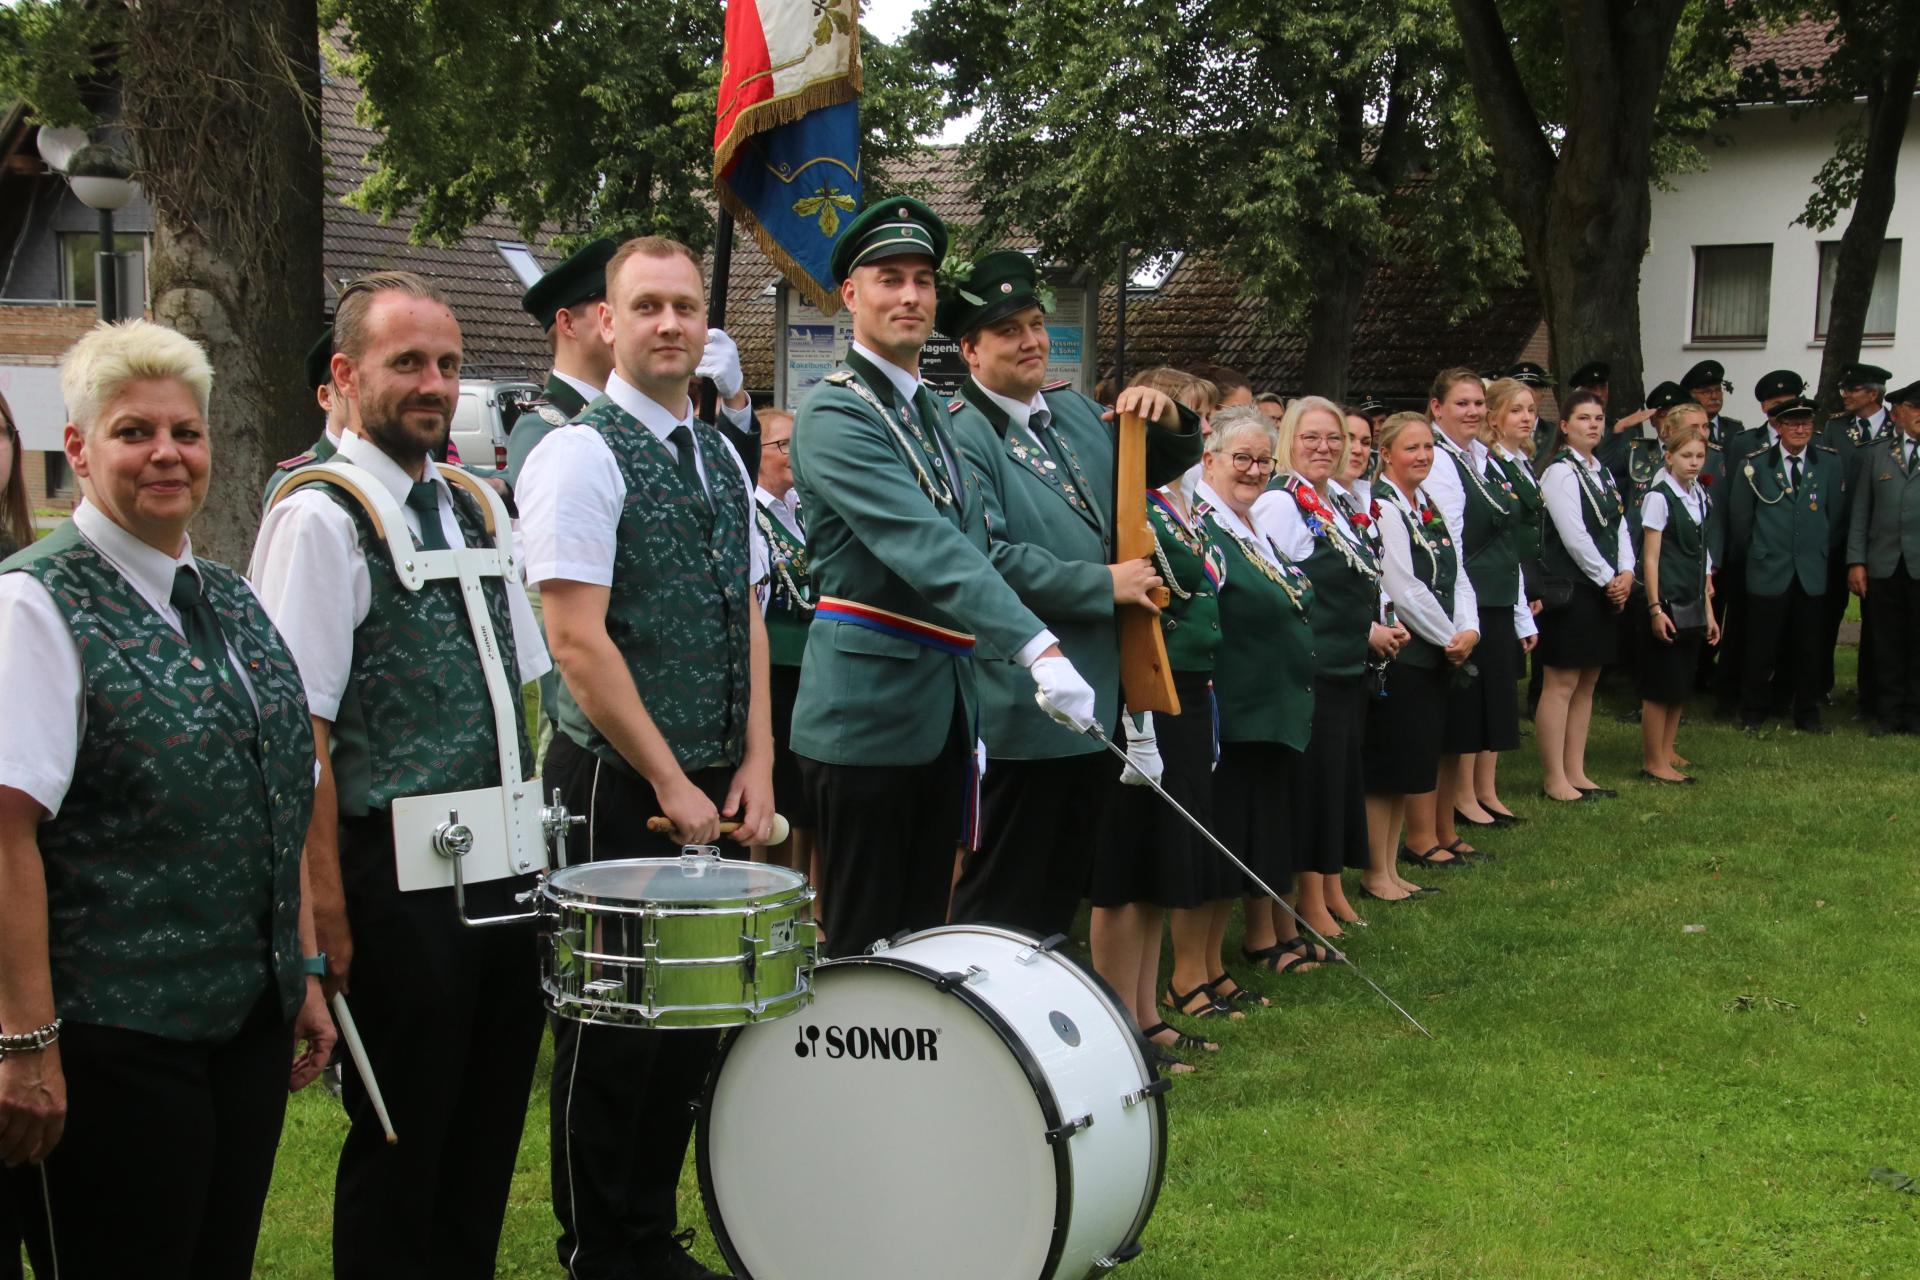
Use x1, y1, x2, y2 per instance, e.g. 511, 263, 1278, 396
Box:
62, 144, 137, 323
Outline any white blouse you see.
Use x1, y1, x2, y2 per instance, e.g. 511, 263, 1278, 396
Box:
1540, 451, 1636, 589
1375, 477, 1479, 648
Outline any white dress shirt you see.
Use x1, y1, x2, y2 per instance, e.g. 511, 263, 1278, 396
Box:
1197, 479, 1285, 568
974, 378, 1049, 433
248, 430, 550, 723
553, 369, 602, 408
1424, 434, 1535, 639
516, 371, 767, 592
0, 502, 268, 816
1251, 477, 1365, 562
1640, 468, 1715, 575
754, 484, 804, 613
1540, 450, 1635, 589
1374, 477, 1479, 648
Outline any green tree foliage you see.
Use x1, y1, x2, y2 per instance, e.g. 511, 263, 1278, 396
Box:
907, 0, 1522, 398
0, 0, 117, 129
323, 0, 943, 253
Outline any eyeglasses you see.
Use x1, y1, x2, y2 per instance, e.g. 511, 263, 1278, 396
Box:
1228, 452, 1276, 473
762, 439, 792, 455
1297, 433, 1342, 452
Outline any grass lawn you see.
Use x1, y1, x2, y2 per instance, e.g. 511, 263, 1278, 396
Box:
225, 660, 1920, 1279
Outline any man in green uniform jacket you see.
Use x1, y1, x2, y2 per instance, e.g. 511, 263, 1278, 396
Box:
1817, 361, 1891, 704
505, 238, 618, 492
261, 326, 346, 504
1724, 397, 1845, 732
1846, 377, 1920, 735
940, 250, 1201, 938
790, 197, 1098, 958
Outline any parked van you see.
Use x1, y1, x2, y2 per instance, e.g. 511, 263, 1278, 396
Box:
449, 379, 540, 471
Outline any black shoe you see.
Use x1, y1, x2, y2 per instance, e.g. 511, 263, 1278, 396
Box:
639, 1230, 731, 1280
1576, 786, 1618, 799
1453, 808, 1499, 828
1638, 769, 1695, 785
1794, 717, 1831, 736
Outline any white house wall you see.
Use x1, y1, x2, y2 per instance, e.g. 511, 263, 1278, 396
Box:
1641, 96, 1919, 399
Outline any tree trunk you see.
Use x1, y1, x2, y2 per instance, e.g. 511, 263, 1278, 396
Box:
1813, 54, 1919, 413
1300, 246, 1369, 403
121, 0, 324, 566
1448, 0, 1685, 417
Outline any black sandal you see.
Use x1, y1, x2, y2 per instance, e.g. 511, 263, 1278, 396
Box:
1278, 935, 1348, 966
1445, 838, 1490, 861
1163, 981, 1233, 1019
1400, 843, 1467, 868
1145, 1042, 1197, 1075
1142, 1020, 1218, 1053
1239, 944, 1316, 975
1207, 976, 1271, 1009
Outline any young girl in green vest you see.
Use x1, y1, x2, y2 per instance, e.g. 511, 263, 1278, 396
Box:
1638, 405, 1720, 783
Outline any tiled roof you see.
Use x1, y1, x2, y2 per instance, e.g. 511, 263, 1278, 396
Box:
1732, 17, 1836, 91
321, 55, 556, 380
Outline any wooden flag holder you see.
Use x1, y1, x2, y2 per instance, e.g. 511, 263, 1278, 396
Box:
1114, 410, 1181, 715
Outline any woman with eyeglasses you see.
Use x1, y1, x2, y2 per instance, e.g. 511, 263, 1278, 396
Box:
1253, 397, 1399, 940
0, 392, 31, 561
1535, 389, 1634, 802
1192, 405, 1321, 997
1362, 413, 1479, 903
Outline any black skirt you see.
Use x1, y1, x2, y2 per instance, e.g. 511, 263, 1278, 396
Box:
1537, 579, 1619, 670
1443, 606, 1521, 753
1292, 676, 1369, 875
1092, 674, 1234, 908
1212, 739, 1296, 897
1363, 661, 1448, 796
768, 663, 817, 828
1639, 624, 1707, 704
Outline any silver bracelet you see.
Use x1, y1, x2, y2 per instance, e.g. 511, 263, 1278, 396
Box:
0, 1018, 62, 1058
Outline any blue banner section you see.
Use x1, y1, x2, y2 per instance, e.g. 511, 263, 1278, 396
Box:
719, 99, 863, 312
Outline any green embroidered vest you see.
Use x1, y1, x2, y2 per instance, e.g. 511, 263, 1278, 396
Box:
755, 496, 813, 669
1201, 505, 1315, 749
5, 523, 311, 1041
1148, 494, 1224, 675
1497, 453, 1545, 562
1375, 480, 1458, 670
1286, 480, 1381, 680
1652, 479, 1708, 611
1443, 439, 1520, 608
556, 401, 752, 772
1542, 451, 1625, 586
319, 481, 531, 816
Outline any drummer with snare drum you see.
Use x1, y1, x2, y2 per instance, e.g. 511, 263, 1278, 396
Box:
248, 271, 552, 1277
516, 234, 770, 1280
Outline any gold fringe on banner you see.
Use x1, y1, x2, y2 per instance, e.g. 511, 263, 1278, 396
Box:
717, 181, 843, 314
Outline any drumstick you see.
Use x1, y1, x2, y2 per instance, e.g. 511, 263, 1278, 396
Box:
645, 813, 791, 846
331, 993, 398, 1144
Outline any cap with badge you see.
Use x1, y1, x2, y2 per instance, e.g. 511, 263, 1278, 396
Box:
1646, 381, 1689, 412
1506, 362, 1554, 388
830, 196, 949, 284
1680, 359, 1732, 393
520, 237, 617, 331
1886, 379, 1920, 407
1837, 361, 1892, 389
1766, 396, 1818, 420
1754, 369, 1805, 403
1568, 360, 1610, 389
305, 326, 335, 391
1354, 393, 1389, 416
935, 249, 1050, 340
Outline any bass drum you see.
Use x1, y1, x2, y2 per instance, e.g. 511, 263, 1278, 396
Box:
697, 924, 1169, 1280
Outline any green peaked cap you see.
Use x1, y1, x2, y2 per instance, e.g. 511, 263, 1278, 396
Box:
830, 196, 948, 284
935, 249, 1049, 340
521, 238, 617, 331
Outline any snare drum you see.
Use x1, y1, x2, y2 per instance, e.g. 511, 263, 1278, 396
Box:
539, 852, 816, 1029
697, 924, 1169, 1279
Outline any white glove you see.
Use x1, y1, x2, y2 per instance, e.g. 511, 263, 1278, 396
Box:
1119, 712, 1163, 787
1031, 655, 1097, 733
697, 328, 745, 399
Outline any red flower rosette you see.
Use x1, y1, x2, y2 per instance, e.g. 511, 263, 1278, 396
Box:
1698, 472, 1715, 489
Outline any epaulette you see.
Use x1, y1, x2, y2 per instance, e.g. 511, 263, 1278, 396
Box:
275, 451, 316, 471
1040, 379, 1071, 392
948, 397, 966, 413
1708, 441, 1723, 452
535, 402, 569, 427
824, 370, 856, 387
1743, 443, 1772, 460
1815, 443, 1838, 454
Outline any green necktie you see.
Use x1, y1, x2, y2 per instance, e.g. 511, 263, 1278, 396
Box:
169, 566, 230, 678
406, 481, 450, 551
668, 424, 709, 505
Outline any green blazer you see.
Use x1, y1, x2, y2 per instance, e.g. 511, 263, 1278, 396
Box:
1846, 434, 1920, 579
949, 379, 1201, 759
789, 350, 1046, 766
1724, 442, 1844, 597
1203, 502, 1315, 750
506, 372, 590, 491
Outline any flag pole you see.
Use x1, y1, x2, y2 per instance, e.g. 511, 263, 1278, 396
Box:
700, 210, 736, 422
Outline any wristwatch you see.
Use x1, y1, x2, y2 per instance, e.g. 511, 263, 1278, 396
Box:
303, 952, 329, 977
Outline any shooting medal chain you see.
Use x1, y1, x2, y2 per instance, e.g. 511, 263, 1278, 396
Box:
753, 504, 816, 613
836, 373, 956, 509
1146, 493, 1206, 602
1201, 502, 1309, 616
1556, 448, 1624, 524
1441, 435, 1511, 518
1291, 478, 1379, 583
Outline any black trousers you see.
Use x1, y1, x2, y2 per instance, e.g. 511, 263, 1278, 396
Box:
952, 752, 1111, 940
543, 732, 727, 1279
1713, 570, 1749, 712
800, 713, 968, 960
1742, 582, 1828, 724
332, 812, 545, 1280
1819, 546, 1854, 698
1868, 563, 1920, 729
7, 993, 291, 1278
